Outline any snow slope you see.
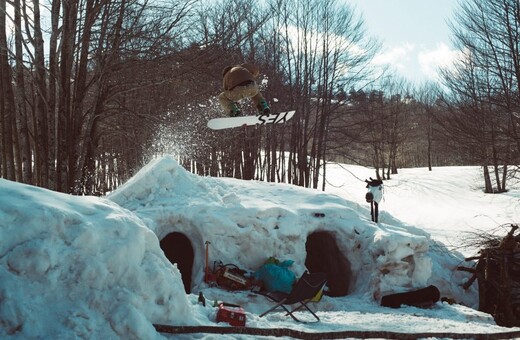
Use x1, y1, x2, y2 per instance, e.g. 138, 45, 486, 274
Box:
0, 178, 193, 339
323, 164, 520, 256
0, 156, 519, 339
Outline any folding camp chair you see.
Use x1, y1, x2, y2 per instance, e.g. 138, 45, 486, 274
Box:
256, 271, 327, 322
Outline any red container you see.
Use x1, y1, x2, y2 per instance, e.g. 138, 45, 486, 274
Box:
216, 303, 246, 327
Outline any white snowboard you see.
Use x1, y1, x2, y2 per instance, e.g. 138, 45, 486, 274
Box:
207, 110, 295, 130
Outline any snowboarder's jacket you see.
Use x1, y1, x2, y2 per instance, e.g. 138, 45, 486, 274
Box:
222, 64, 260, 91
218, 63, 269, 116
365, 178, 383, 204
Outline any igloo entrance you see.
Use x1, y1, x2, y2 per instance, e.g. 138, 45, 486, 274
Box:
305, 231, 352, 297
160, 232, 194, 293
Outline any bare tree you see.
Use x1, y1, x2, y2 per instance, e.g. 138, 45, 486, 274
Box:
2, 0, 384, 193
2, 0, 200, 193
267, 0, 378, 189
441, 0, 520, 192
416, 82, 442, 171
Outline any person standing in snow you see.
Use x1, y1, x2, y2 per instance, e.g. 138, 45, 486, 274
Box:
218, 63, 270, 117
365, 178, 383, 223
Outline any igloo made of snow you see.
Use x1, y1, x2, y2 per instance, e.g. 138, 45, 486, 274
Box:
108, 156, 471, 303
0, 156, 478, 339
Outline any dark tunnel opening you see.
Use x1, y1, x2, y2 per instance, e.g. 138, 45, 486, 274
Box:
305, 231, 352, 297
160, 232, 194, 294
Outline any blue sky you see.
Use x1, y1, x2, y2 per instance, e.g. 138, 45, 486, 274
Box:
346, 0, 461, 84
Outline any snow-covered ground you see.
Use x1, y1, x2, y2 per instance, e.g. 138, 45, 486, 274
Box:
1, 156, 519, 339
323, 163, 520, 257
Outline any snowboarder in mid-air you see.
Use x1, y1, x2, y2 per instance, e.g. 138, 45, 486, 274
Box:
218, 63, 270, 117
209, 63, 294, 130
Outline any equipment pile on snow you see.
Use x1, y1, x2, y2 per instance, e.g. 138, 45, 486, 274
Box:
460, 224, 520, 327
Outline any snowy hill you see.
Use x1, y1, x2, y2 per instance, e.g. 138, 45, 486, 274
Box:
1, 156, 519, 339
0, 176, 193, 339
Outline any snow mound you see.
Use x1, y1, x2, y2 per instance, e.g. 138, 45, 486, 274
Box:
1, 156, 488, 339
0, 179, 194, 339
109, 156, 475, 304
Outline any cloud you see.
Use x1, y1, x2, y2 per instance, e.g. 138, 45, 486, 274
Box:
370, 42, 462, 83
418, 42, 461, 80
372, 43, 416, 71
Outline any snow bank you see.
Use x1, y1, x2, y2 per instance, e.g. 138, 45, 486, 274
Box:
0, 179, 194, 339
1, 156, 487, 339
108, 156, 475, 304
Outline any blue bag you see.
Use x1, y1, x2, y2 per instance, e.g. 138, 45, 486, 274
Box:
254, 260, 296, 294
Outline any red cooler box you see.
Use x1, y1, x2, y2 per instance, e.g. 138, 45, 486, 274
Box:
216, 302, 246, 327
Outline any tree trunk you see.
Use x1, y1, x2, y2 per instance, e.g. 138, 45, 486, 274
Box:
483, 165, 493, 193
60, 0, 78, 192
0, 0, 16, 180
501, 164, 507, 192
32, 0, 50, 187
13, 0, 32, 184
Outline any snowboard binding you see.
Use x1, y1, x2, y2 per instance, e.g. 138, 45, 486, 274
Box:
230, 102, 241, 117
257, 99, 270, 115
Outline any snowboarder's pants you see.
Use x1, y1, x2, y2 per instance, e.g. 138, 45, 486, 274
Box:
218, 82, 266, 114
371, 201, 379, 223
